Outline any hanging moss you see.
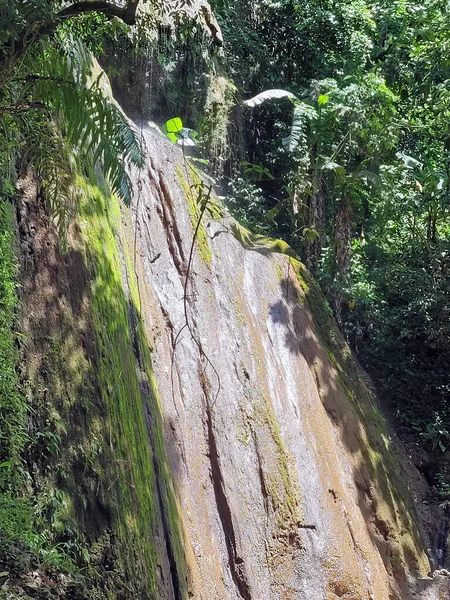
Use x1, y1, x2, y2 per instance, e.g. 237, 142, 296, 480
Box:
197, 75, 237, 174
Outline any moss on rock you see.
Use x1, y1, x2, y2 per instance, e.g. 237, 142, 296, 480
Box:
177, 166, 212, 266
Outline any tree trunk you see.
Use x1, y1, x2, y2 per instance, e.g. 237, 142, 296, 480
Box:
331, 192, 352, 327
304, 178, 325, 274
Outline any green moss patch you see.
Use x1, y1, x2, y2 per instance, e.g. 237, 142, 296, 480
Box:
231, 221, 297, 258
78, 179, 186, 597
177, 165, 212, 266
78, 182, 160, 594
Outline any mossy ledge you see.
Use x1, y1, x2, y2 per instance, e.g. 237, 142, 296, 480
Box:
231, 221, 297, 258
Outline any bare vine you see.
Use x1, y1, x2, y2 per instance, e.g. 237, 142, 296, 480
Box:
170, 167, 222, 412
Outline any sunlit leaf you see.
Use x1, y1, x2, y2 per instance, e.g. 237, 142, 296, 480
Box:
243, 89, 296, 107
165, 117, 183, 134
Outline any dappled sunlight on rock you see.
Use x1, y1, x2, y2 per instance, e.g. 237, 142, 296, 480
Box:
122, 126, 447, 599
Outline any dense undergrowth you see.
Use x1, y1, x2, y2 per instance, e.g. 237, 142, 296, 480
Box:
0, 199, 22, 492
0, 197, 37, 584
0, 191, 82, 596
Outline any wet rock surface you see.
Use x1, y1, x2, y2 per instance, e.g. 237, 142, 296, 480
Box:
125, 127, 450, 600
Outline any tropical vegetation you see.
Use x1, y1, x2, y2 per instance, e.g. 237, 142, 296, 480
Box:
0, 0, 449, 595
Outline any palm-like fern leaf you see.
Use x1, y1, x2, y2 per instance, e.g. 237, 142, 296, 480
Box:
282, 102, 317, 152
243, 89, 317, 152
31, 38, 144, 206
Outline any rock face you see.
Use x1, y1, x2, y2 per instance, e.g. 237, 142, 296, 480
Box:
121, 127, 449, 599
11, 126, 449, 600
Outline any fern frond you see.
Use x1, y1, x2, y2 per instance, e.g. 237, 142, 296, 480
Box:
2, 36, 143, 241
29, 38, 143, 206
21, 117, 79, 247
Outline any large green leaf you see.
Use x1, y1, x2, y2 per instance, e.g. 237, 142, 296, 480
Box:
282, 102, 317, 152
165, 117, 183, 134
243, 89, 297, 107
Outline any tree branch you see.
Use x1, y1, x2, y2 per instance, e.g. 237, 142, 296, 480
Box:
57, 0, 139, 25
1, 1, 141, 82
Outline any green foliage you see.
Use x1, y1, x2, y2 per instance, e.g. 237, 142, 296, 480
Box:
241, 161, 275, 182
0, 496, 36, 547
282, 100, 318, 152
1, 10, 144, 241
0, 200, 25, 494
433, 469, 450, 501
215, 0, 374, 92
0, 196, 79, 582
420, 415, 450, 453
344, 239, 450, 438
217, 0, 450, 456
60, 12, 131, 55
226, 177, 272, 234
